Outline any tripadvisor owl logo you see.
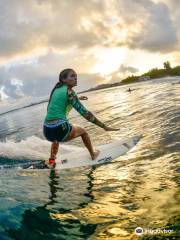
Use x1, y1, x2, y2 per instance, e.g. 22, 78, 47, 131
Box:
135, 227, 143, 236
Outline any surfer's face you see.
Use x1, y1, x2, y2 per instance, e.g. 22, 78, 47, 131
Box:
63, 70, 77, 87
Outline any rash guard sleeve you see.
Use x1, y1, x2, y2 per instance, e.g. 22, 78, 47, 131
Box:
68, 90, 105, 129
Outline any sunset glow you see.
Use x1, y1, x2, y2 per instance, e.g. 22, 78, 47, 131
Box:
0, 0, 179, 97
90, 47, 126, 76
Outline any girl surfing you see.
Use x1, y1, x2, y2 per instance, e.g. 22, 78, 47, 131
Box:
43, 68, 119, 168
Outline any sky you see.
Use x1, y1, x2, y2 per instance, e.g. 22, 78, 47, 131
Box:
0, 0, 180, 100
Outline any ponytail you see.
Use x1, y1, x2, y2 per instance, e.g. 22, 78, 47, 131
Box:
47, 68, 74, 110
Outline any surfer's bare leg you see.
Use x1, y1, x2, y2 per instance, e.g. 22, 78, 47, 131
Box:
50, 141, 59, 160
65, 125, 100, 160
81, 131, 100, 160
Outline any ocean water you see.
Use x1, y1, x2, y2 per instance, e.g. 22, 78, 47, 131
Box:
0, 77, 179, 239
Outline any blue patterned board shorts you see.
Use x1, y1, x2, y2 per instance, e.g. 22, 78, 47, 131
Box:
43, 119, 72, 142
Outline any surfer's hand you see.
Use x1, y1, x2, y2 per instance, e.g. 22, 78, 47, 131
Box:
104, 126, 120, 131
79, 96, 88, 100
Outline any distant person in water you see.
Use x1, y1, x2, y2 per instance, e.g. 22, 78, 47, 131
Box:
127, 88, 137, 92
43, 68, 119, 168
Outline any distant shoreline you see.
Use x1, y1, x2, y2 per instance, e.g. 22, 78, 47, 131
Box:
79, 62, 180, 93
79, 75, 180, 94
78, 82, 123, 94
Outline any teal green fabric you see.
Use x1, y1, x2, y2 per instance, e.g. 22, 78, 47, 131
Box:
45, 85, 72, 121
45, 84, 105, 128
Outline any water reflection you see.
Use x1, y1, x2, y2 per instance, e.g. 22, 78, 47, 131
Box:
1, 78, 179, 239
7, 169, 98, 240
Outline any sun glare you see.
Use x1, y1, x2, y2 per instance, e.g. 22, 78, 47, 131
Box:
90, 47, 126, 76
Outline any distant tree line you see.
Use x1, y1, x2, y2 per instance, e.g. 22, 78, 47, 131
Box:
121, 62, 180, 84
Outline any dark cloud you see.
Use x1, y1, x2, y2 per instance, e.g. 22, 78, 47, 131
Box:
114, 0, 178, 52
108, 64, 139, 83
118, 64, 138, 74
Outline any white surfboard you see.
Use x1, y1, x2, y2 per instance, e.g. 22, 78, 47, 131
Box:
52, 135, 141, 170
0, 135, 141, 170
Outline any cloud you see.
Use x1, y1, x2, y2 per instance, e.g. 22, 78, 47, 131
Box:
0, 0, 109, 59
0, 0, 180, 100
0, 49, 105, 99
118, 64, 138, 74
165, 0, 180, 40
112, 0, 178, 53
0, 52, 138, 99
0, 86, 9, 101
108, 64, 139, 83
0, 0, 179, 61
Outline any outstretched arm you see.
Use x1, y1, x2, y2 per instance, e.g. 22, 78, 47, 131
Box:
68, 89, 106, 129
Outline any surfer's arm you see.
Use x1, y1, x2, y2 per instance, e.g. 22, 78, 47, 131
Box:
68, 90, 105, 129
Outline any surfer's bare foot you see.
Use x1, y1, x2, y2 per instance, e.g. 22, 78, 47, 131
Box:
91, 150, 100, 160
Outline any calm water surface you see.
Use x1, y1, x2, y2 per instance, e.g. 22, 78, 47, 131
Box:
0, 78, 179, 239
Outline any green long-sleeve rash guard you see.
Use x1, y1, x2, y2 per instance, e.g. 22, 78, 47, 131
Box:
45, 85, 105, 129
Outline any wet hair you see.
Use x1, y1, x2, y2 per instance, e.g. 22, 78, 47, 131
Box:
47, 68, 74, 110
